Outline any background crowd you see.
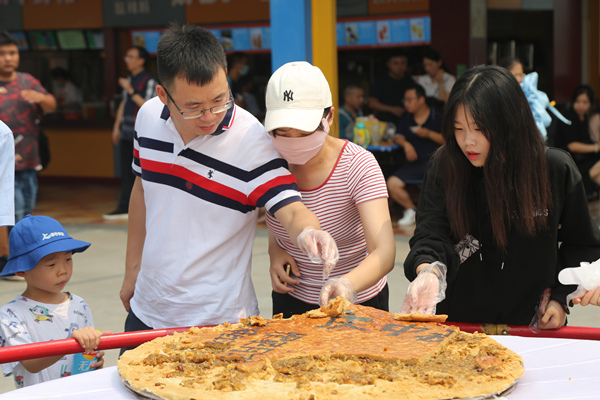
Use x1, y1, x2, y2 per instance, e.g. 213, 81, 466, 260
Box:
1, 25, 600, 391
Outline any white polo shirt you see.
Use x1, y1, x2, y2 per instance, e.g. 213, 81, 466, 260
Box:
130, 98, 301, 328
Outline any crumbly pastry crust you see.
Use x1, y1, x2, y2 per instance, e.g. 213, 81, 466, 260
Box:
118, 298, 524, 400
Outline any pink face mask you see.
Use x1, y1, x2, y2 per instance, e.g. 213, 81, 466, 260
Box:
270, 119, 330, 165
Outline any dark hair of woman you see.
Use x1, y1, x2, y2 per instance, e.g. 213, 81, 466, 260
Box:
570, 85, 596, 114
433, 65, 552, 250
270, 107, 331, 137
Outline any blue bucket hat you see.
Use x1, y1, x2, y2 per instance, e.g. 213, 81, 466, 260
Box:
1, 215, 91, 276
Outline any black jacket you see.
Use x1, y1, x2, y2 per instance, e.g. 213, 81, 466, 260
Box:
405, 148, 600, 325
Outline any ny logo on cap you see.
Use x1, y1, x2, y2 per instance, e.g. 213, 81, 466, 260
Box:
283, 90, 293, 102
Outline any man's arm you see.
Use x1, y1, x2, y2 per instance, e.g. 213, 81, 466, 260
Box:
273, 201, 339, 277
273, 201, 320, 247
368, 97, 404, 118
120, 177, 146, 312
112, 101, 125, 146
20, 90, 57, 114
118, 77, 150, 108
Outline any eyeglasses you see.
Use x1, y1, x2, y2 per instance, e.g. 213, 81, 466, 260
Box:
163, 87, 234, 120
403, 97, 418, 103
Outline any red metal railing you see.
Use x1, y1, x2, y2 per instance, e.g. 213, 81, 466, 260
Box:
0, 323, 598, 365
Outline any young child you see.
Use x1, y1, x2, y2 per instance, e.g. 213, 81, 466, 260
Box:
0, 215, 106, 388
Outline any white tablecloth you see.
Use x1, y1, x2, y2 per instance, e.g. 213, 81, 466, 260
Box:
1, 336, 599, 399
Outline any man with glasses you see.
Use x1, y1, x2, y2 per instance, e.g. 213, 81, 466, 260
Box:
118, 24, 338, 342
104, 46, 157, 220
387, 83, 444, 227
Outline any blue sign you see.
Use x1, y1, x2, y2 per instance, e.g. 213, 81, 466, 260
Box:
337, 16, 431, 48
209, 26, 271, 52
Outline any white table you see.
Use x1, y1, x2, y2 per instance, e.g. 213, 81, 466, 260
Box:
1, 336, 599, 399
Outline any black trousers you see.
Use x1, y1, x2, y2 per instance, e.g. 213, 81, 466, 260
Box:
272, 283, 389, 319
117, 139, 135, 212
120, 309, 153, 356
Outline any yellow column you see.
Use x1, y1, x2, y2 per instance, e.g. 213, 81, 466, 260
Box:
311, 0, 339, 137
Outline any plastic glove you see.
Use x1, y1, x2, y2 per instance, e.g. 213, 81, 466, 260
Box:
399, 261, 447, 314
319, 277, 357, 306
573, 286, 600, 307
297, 229, 339, 279
559, 260, 600, 305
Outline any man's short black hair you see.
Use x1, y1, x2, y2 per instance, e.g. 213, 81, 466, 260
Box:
133, 45, 150, 66
0, 31, 17, 47
405, 82, 426, 99
157, 23, 227, 91
387, 50, 407, 62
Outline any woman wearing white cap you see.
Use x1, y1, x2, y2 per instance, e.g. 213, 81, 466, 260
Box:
264, 61, 396, 317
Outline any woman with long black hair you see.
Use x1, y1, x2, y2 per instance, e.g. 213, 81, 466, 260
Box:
400, 65, 600, 327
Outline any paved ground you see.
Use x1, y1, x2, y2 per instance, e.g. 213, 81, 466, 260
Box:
0, 182, 598, 393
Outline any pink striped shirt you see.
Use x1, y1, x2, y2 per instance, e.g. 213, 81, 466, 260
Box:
266, 141, 389, 304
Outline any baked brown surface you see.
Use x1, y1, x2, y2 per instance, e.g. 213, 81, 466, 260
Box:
394, 312, 449, 323
118, 298, 524, 400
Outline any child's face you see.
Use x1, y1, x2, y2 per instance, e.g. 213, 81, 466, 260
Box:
454, 103, 490, 167
19, 251, 73, 297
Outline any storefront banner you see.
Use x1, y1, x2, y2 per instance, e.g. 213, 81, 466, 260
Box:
131, 30, 163, 55
22, 0, 103, 30
0, 2, 23, 30
337, 15, 430, 48
103, 0, 184, 28
208, 26, 271, 52
130, 15, 429, 55
28, 30, 59, 50
10, 31, 29, 51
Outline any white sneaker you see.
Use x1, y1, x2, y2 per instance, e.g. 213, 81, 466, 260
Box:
397, 209, 416, 226
102, 210, 129, 221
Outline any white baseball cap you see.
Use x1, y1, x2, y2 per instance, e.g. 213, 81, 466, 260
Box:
265, 61, 333, 133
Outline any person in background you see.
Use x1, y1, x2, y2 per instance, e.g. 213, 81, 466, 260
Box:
338, 84, 365, 141
499, 56, 525, 84
0, 120, 14, 277
50, 67, 83, 118
563, 85, 600, 200
0, 31, 56, 226
119, 25, 338, 344
414, 48, 456, 106
265, 61, 395, 318
226, 52, 248, 106
238, 74, 262, 119
0, 215, 108, 388
401, 65, 600, 328
104, 46, 157, 221
387, 83, 443, 227
369, 51, 413, 123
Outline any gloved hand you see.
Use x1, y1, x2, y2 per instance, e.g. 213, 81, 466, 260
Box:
319, 277, 357, 306
399, 261, 447, 314
297, 229, 339, 279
